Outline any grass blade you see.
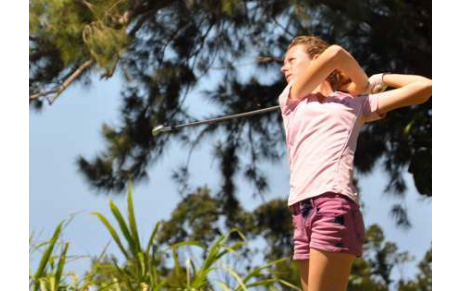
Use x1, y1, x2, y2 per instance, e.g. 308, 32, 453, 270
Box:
215, 280, 233, 291
137, 251, 146, 277
33, 221, 64, 291
146, 221, 161, 253
110, 199, 137, 254
200, 235, 226, 272
171, 245, 183, 278
54, 242, 69, 290
92, 212, 129, 259
245, 279, 277, 289
279, 279, 303, 291
127, 183, 142, 253
170, 241, 204, 250
242, 257, 288, 284
191, 267, 216, 289
221, 265, 247, 291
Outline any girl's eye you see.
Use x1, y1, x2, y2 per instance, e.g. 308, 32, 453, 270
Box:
283, 58, 295, 66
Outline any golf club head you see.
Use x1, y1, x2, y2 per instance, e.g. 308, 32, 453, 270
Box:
152, 125, 169, 136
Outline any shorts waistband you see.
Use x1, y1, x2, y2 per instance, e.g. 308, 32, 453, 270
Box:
289, 192, 357, 215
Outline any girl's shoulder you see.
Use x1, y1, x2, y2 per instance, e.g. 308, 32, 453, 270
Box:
327, 91, 372, 112
331, 90, 354, 99
329, 91, 359, 104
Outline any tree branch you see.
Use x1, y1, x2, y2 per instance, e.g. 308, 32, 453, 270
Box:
29, 60, 94, 104
74, 0, 96, 13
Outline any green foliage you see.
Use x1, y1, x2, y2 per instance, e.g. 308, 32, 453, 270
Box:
30, 221, 65, 291
397, 245, 432, 291
30, 0, 88, 64
29, 0, 131, 81
347, 224, 416, 290
29, 185, 431, 291
158, 187, 224, 247
92, 183, 164, 288
89, 184, 292, 290
82, 20, 129, 73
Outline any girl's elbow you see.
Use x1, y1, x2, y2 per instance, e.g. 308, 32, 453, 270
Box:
421, 79, 432, 102
426, 79, 432, 90
421, 77, 432, 88
412, 78, 432, 103
409, 79, 432, 105
328, 45, 344, 54
324, 45, 344, 61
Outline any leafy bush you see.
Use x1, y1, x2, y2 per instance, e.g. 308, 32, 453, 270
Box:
29, 185, 297, 291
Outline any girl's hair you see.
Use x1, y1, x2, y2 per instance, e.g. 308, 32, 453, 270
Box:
287, 35, 350, 91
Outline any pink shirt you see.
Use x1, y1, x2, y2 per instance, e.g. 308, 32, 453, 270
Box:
278, 83, 385, 206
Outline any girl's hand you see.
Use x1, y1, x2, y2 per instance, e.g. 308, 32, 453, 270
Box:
367, 73, 388, 94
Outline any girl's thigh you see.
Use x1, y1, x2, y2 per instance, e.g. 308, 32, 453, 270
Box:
308, 248, 355, 291
296, 259, 309, 291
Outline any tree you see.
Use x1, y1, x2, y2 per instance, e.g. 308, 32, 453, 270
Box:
30, 0, 431, 228
396, 245, 432, 291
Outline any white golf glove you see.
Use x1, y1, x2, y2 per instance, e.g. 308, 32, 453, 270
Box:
367, 73, 388, 94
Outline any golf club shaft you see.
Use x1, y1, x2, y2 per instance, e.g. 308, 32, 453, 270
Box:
152, 55, 283, 136
153, 105, 280, 135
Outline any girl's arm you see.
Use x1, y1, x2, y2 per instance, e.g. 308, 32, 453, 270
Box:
373, 74, 432, 115
291, 45, 369, 100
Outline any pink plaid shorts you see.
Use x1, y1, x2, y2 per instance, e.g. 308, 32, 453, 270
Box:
290, 192, 365, 260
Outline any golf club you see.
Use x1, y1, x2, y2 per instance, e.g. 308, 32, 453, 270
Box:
151, 55, 284, 136
152, 105, 281, 136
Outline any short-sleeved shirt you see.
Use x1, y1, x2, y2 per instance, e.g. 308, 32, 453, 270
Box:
278, 83, 385, 206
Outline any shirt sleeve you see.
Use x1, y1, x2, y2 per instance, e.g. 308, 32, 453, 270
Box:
278, 83, 300, 116
361, 93, 386, 123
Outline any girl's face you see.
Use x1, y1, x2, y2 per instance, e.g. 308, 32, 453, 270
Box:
280, 45, 313, 84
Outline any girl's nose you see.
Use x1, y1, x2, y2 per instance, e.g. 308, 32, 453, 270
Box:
281, 65, 287, 73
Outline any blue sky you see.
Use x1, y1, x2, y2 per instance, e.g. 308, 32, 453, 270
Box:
29, 66, 431, 288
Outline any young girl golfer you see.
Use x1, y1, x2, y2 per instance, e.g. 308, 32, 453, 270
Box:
279, 36, 432, 291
